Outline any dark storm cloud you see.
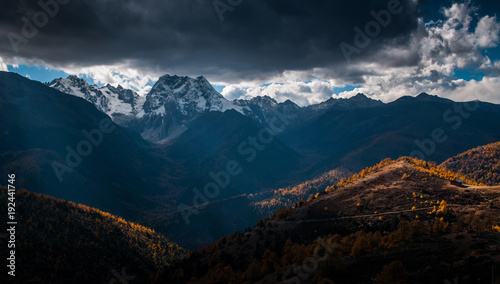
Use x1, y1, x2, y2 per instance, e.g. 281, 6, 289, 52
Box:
0, 0, 422, 81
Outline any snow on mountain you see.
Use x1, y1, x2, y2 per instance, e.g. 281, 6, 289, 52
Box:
234, 95, 278, 110
234, 96, 300, 131
49, 75, 385, 142
48, 76, 143, 123
49, 74, 251, 142
144, 75, 245, 116
136, 75, 250, 142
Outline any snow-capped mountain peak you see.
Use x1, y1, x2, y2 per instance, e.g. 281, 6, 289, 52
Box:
48, 76, 143, 120
249, 95, 279, 109
144, 74, 244, 116
49, 74, 387, 143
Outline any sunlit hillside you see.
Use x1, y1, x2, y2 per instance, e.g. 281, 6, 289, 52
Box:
441, 141, 500, 186
167, 157, 500, 283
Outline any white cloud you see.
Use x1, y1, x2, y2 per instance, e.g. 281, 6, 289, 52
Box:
479, 57, 500, 76
0, 56, 159, 96
435, 76, 500, 103
476, 16, 500, 48
329, 2, 500, 103
336, 76, 500, 104
221, 77, 340, 106
2, 2, 500, 106
59, 63, 156, 96
0, 57, 8, 72
420, 3, 499, 73
216, 3, 500, 105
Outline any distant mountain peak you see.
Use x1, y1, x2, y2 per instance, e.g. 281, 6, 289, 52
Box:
416, 92, 439, 100
66, 74, 84, 82
47, 73, 484, 147
251, 95, 276, 101
48, 75, 142, 120
282, 99, 299, 107
157, 74, 210, 86
393, 95, 415, 103
248, 95, 279, 107
196, 75, 209, 81
341, 93, 383, 108
158, 74, 181, 81
140, 74, 247, 141
150, 74, 219, 99
351, 93, 368, 99
417, 92, 432, 97
53, 75, 89, 88
394, 93, 453, 104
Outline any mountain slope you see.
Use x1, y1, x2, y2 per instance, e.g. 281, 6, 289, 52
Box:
441, 141, 500, 186
166, 109, 303, 194
49, 74, 246, 142
0, 187, 186, 284
0, 71, 184, 219
48, 76, 144, 124
138, 75, 246, 142
0, 71, 307, 250
282, 94, 500, 176
146, 110, 305, 249
234, 96, 301, 133
168, 157, 500, 283
300, 93, 384, 119
251, 167, 349, 217
48, 75, 388, 142
11, 71, 500, 252
4, 72, 272, 250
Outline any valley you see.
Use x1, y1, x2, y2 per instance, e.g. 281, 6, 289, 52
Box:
1, 72, 500, 283
167, 157, 500, 284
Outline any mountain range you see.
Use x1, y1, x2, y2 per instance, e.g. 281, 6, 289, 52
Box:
2, 71, 500, 250
48, 75, 383, 142
1, 70, 500, 282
